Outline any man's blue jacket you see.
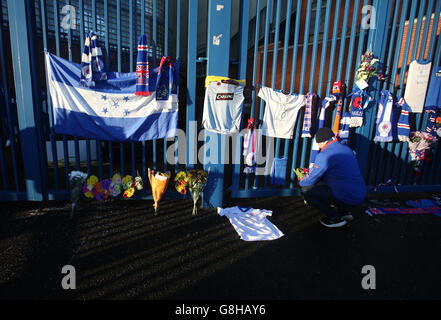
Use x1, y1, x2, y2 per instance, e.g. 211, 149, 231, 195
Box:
299, 137, 367, 205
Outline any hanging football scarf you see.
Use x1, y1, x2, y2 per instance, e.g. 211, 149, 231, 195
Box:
309, 95, 336, 165
301, 93, 317, 138
338, 112, 351, 145
331, 81, 344, 135
135, 34, 150, 96
396, 97, 411, 142
155, 56, 177, 101
80, 31, 107, 87
349, 90, 363, 127
374, 90, 397, 142
425, 105, 439, 139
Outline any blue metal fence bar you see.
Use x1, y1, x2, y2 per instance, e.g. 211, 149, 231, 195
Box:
230, 0, 250, 196
51, 0, 70, 188
41, 0, 61, 189
393, 0, 418, 185
265, 0, 282, 189
386, 0, 410, 183
140, 0, 147, 181
7, 0, 46, 200
130, 0, 137, 178
244, 0, 261, 191
329, 0, 350, 129
174, 0, 180, 175
410, 0, 429, 185
288, 0, 304, 188
163, 0, 168, 171
425, 0, 441, 184
335, 0, 350, 82
419, 0, 440, 184
0, 129, 7, 190
0, 1, 23, 192
186, 0, 197, 169
344, 0, 361, 87
377, 0, 407, 185
152, 0, 157, 170
324, 0, 342, 97
352, 0, 370, 156
203, 0, 231, 208
299, 0, 321, 169
253, 0, 271, 190
102, 0, 112, 177
270, 0, 281, 164
357, 0, 391, 183
316, 0, 332, 98
280, 0, 293, 163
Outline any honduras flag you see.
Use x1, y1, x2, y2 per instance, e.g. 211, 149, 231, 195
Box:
45, 52, 179, 141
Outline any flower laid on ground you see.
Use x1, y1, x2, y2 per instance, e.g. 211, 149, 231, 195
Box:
355, 51, 382, 89
92, 179, 110, 201
68, 171, 88, 218
293, 168, 308, 181
122, 175, 134, 190
148, 169, 170, 215
408, 131, 437, 176
83, 175, 99, 198
123, 187, 135, 198
109, 173, 122, 197
186, 169, 208, 216
174, 171, 189, 194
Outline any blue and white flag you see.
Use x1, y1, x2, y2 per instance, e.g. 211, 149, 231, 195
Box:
45, 52, 179, 141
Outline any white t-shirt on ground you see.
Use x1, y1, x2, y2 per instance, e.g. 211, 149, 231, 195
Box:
218, 206, 284, 241
202, 81, 245, 135
258, 86, 306, 139
404, 60, 432, 113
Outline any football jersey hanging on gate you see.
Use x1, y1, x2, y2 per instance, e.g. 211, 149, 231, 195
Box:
258, 86, 306, 139
202, 81, 245, 135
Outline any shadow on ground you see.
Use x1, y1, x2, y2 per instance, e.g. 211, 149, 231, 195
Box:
0, 192, 440, 300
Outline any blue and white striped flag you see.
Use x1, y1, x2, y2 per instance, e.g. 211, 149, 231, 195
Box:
45, 52, 179, 141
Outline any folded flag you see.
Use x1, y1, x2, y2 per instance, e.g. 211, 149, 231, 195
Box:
396, 97, 411, 142
80, 31, 107, 87
45, 52, 179, 141
135, 34, 150, 96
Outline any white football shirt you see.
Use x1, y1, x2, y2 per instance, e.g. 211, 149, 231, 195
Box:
202, 81, 245, 134
218, 206, 284, 241
258, 86, 306, 139
404, 60, 432, 113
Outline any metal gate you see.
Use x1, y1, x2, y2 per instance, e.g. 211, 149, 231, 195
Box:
0, 0, 440, 205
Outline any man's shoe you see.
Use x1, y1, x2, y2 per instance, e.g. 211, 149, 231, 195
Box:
341, 213, 354, 221
320, 216, 347, 228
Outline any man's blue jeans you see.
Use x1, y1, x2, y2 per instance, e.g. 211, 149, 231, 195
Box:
300, 181, 354, 219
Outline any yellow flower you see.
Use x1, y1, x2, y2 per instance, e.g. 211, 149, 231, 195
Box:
85, 191, 94, 198
122, 175, 133, 184
112, 173, 121, 184
87, 175, 99, 186
123, 187, 135, 198
175, 171, 188, 182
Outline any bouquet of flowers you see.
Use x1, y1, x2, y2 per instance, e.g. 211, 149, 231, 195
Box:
293, 168, 309, 181
148, 169, 171, 215
83, 175, 99, 199
355, 51, 384, 89
408, 131, 437, 176
68, 171, 88, 218
92, 179, 111, 201
175, 170, 208, 215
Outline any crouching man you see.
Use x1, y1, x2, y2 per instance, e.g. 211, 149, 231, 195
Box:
299, 127, 367, 228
